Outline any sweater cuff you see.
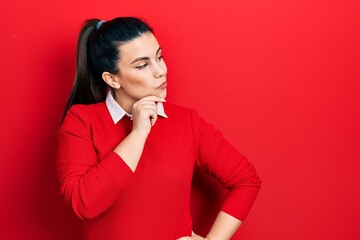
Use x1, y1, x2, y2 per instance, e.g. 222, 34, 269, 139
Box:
221, 188, 260, 221
99, 151, 134, 188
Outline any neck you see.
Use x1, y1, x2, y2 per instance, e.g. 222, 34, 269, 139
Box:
112, 89, 135, 114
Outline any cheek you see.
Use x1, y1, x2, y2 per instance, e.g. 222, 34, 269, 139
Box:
126, 71, 149, 85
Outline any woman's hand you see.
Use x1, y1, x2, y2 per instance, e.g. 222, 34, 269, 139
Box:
131, 96, 165, 136
112, 95, 165, 172
177, 231, 209, 240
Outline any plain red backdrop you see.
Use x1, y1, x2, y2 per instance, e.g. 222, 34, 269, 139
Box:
1, 0, 360, 239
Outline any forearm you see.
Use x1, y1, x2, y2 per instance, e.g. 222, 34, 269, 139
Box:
206, 211, 242, 240
113, 129, 147, 172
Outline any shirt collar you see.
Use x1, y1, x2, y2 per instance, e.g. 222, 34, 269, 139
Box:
105, 90, 168, 124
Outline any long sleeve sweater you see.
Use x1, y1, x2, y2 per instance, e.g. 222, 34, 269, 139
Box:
56, 102, 261, 239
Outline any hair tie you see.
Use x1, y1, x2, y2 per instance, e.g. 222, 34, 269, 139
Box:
96, 20, 106, 30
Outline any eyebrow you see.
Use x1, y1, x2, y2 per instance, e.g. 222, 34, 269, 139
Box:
130, 47, 162, 64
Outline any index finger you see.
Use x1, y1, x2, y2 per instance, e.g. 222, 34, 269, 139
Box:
138, 95, 166, 103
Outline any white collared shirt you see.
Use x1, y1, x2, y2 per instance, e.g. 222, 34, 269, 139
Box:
105, 91, 168, 124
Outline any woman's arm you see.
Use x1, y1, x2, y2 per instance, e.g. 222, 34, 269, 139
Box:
57, 106, 134, 220
113, 96, 165, 171
177, 109, 261, 239
205, 211, 242, 240
177, 211, 241, 240
57, 96, 164, 219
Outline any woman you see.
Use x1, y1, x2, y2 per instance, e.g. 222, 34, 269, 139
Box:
57, 17, 261, 240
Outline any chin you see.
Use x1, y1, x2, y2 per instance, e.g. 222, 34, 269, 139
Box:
160, 88, 167, 99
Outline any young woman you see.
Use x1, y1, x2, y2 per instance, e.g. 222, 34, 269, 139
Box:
57, 17, 261, 240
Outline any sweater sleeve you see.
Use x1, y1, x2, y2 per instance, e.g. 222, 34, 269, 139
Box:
56, 105, 134, 220
191, 109, 261, 221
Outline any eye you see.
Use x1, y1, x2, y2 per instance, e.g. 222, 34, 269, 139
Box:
136, 63, 148, 70
157, 55, 164, 61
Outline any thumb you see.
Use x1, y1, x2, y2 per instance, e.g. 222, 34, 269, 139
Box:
150, 113, 158, 126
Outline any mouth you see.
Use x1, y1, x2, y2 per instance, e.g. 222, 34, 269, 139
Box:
157, 81, 167, 88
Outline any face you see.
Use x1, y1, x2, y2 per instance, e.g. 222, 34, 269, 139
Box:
112, 32, 167, 108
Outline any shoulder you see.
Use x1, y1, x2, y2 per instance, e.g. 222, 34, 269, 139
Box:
163, 102, 207, 131
68, 102, 106, 115
62, 102, 108, 128
68, 102, 106, 114
163, 102, 198, 118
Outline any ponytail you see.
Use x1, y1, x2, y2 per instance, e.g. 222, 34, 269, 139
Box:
62, 17, 154, 121
62, 19, 107, 120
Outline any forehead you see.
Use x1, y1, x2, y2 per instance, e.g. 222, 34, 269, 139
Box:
119, 32, 160, 61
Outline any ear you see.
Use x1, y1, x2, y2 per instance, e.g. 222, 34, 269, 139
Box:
102, 72, 121, 89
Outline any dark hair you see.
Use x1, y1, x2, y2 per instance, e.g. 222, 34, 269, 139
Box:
62, 17, 154, 119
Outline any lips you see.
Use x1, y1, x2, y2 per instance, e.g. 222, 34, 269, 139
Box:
158, 81, 167, 88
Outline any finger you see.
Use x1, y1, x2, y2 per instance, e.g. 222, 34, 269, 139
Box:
138, 95, 166, 103
136, 99, 159, 105
191, 234, 199, 240
135, 102, 158, 111
176, 237, 191, 240
133, 105, 158, 117
135, 107, 157, 126
133, 101, 158, 111
150, 112, 158, 126
137, 100, 158, 105
136, 105, 158, 113
191, 232, 204, 240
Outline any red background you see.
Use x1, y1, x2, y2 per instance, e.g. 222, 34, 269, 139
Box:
1, 0, 360, 239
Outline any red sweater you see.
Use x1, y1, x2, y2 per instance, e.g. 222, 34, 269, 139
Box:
57, 102, 261, 239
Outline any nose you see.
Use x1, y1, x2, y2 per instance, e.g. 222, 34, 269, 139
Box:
152, 62, 165, 79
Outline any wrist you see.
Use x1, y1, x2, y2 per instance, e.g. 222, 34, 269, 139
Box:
130, 128, 149, 140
